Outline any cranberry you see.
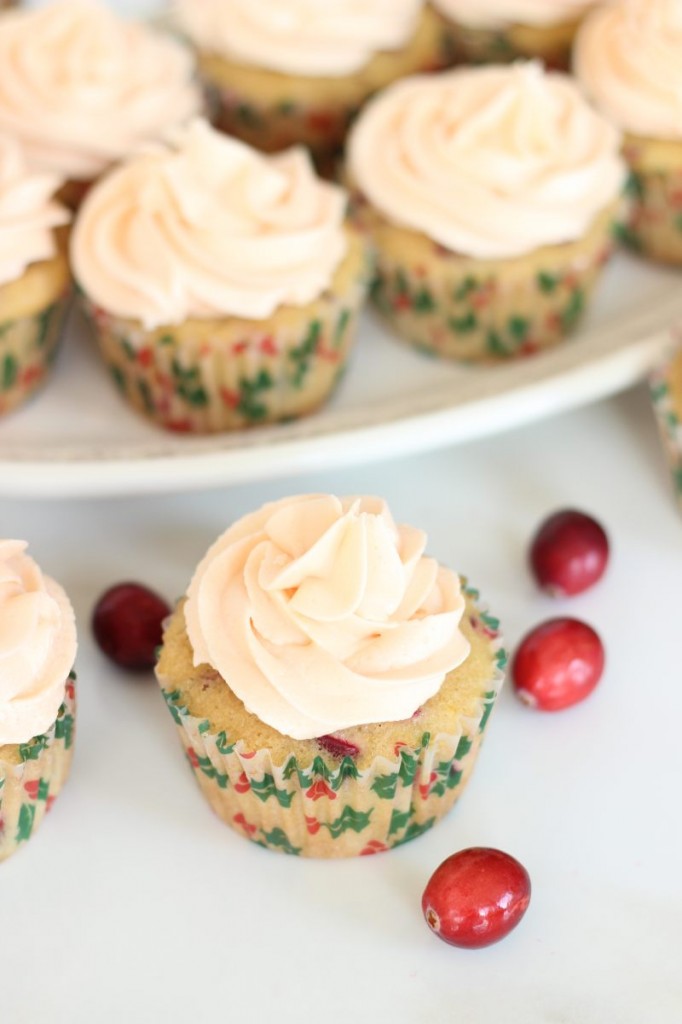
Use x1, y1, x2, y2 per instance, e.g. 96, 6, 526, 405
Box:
512, 617, 604, 711
92, 582, 170, 671
530, 509, 609, 597
317, 735, 360, 759
422, 848, 531, 949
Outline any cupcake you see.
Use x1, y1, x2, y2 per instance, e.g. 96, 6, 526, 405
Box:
431, 0, 598, 69
71, 120, 370, 433
574, 0, 682, 266
0, 134, 71, 417
0, 540, 77, 863
347, 62, 626, 362
174, 0, 450, 173
156, 494, 506, 858
0, 0, 201, 209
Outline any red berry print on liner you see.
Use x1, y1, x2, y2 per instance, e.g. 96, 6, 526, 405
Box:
530, 509, 609, 597
92, 582, 170, 671
422, 848, 531, 949
512, 618, 605, 712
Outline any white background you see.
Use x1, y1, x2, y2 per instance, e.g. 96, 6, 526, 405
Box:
1, 385, 681, 1023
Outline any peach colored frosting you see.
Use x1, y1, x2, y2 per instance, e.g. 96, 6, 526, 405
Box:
185, 495, 471, 741
348, 62, 626, 260
175, 0, 423, 77
0, 133, 69, 289
0, 0, 201, 182
71, 120, 348, 328
432, 0, 596, 28
0, 541, 77, 747
575, 0, 682, 141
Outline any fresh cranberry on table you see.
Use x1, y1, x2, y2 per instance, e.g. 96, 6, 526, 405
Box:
512, 617, 605, 711
530, 509, 609, 597
92, 583, 170, 671
422, 848, 531, 949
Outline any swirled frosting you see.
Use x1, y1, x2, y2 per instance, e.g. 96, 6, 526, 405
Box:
0, 0, 201, 182
432, 0, 596, 28
175, 0, 423, 77
71, 120, 348, 327
184, 495, 471, 740
0, 541, 77, 747
574, 0, 682, 141
0, 133, 69, 288
348, 63, 626, 260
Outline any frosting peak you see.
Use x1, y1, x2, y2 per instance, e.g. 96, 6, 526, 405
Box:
348, 63, 626, 260
0, 541, 77, 747
185, 495, 471, 740
0, 133, 69, 288
175, 0, 423, 76
433, 0, 596, 28
574, 0, 682, 141
0, 0, 201, 181
71, 120, 348, 327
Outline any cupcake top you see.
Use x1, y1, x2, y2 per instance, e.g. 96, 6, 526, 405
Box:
71, 120, 348, 328
0, 0, 201, 182
0, 133, 68, 288
432, 0, 596, 28
348, 62, 625, 260
184, 495, 471, 740
0, 540, 77, 747
574, 0, 682, 141
175, 0, 423, 77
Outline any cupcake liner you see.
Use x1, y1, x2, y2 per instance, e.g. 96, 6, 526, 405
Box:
355, 197, 616, 363
0, 289, 71, 418
650, 330, 682, 513
617, 156, 682, 266
80, 232, 370, 433
0, 673, 76, 863
157, 586, 506, 858
435, 13, 580, 69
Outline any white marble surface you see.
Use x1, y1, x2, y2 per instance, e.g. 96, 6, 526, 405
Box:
1, 384, 681, 1024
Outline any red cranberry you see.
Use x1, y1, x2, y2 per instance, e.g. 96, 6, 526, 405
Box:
422, 848, 531, 949
512, 617, 604, 711
92, 582, 170, 671
317, 735, 360, 759
530, 509, 609, 597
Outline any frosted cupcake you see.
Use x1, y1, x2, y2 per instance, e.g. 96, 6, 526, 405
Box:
575, 0, 682, 266
174, 0, 449, 172
71, 120, 369, 433
432, 0, 598, 69
0, 540, 77, 863
650, 340, 682, 512
0, 134, 71, 417
347, 63, 626, 362
156, 495, 506, 858
0, 0, 201, 209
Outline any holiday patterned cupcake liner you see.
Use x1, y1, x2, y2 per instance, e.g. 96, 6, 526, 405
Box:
0, 673, 76, 863
650, 330, 682, 513
353, 196, 616, 363
157, 586, 506, 858
617, 160, 682, 267
0, 290, 71, 418
433, 13, 579, 70
79, 232, 370, 434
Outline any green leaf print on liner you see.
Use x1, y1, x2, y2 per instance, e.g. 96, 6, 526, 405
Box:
238, 368, 274, 420
1, 353, 17, 390
16, 802, 36, 843
250, 774, 295, 808
388, 807, 412, 837
449, 312, 478, 334
289, 319, 322, 388
537, 271, 559, 294
262, 827, 301, 856
322, 805, 373, 838
561, 289, 585, 332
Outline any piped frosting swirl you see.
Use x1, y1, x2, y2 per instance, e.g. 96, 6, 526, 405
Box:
184, 495, 471, 740
0, 541, 77, 747
0, 0, 201, 181
574, 0, 682, 141
175, 0, 423, 77
348, 62, 626, 260
71, 120, 348, 328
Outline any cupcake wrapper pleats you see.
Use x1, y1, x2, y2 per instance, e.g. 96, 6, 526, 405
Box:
0, 292, 71, 417
650, 332, 682, 514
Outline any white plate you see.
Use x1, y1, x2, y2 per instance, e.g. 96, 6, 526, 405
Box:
0, 251, 680, 498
